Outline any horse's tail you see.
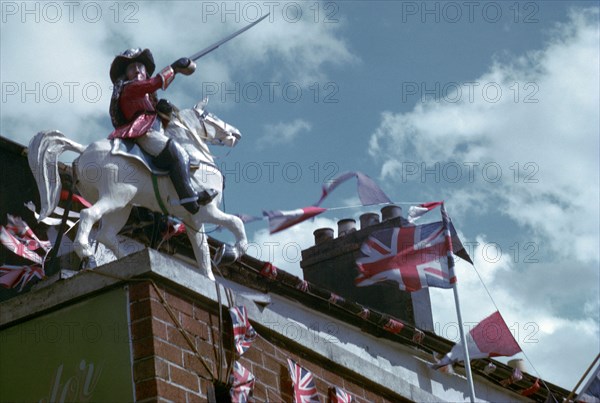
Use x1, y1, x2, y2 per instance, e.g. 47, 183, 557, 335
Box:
28, 130, 86, 221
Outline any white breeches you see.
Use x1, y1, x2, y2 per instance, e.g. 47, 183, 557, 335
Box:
136, 126, 170, 157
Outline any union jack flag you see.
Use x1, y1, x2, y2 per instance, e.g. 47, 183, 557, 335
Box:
328, 386, 353, 403
355, 219, 457, 292
0, 226, 44, 265
229, 361, 255, 403
0, 264, 45, 291
287, 359, 320, 403
5, 215, 52, 252
229, 305, 257, 356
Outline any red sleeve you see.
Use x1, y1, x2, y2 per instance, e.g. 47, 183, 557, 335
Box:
121, 75, 164, 97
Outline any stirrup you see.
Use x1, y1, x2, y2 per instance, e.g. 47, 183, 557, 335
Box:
213, 244, 237, 267
197, 189, 218, 206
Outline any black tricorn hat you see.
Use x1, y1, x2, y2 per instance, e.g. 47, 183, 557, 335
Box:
110, 48, 155, 83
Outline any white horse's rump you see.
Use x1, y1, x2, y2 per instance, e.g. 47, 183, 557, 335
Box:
28, 102, 247, 280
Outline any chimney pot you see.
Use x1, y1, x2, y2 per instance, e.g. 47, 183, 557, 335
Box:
359, 213, 380, 229
337, 219, 356, 237
507, 358, 526, 373
381, 205, 403, 221
313, 228, 334, 245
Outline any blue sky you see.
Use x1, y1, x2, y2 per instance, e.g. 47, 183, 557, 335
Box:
1, 0, 599, 392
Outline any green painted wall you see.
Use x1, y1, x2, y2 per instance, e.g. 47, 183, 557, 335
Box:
0, 287, 135, 402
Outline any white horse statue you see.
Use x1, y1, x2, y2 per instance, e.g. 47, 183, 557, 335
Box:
28, 99, 247, 280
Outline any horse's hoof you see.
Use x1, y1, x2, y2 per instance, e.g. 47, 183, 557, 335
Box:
213, 244, 237, 267
79, 256, 97, 270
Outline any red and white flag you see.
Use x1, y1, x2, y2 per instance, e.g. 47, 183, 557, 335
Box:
0, 226, 44, 265
431, 311, 521, 369
407, 201, 444, 223
315, 171, 391, 207
60, 189, 91, 208
287, 359, 320, 403
25, 201, 78, 228
264, 207, 327, 234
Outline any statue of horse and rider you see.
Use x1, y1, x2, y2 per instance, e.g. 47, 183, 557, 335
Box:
28, 47, 248, 280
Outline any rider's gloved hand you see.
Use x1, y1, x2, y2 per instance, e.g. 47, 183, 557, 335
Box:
171, 58, 196, 75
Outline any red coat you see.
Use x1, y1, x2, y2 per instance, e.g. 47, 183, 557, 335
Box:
109, 75, 164, 139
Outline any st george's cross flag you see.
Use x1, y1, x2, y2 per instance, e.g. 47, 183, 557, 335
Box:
287, 359, 320, 403
431, 311, 522, 369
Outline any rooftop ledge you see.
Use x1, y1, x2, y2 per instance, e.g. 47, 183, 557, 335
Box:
0, 248, 552, 402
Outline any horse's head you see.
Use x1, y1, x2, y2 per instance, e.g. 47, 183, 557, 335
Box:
193, 98, 242, 147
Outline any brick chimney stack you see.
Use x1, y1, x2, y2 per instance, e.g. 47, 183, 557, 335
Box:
300, 206, 434, 330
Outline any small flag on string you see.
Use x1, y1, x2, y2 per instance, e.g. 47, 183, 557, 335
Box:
328, 386, 353, 403
407, 201, 444, 223
5, 214, 52, 252
431, 311, 521, 370
383, 318, 404, 334
260, 262, 278, 280
0, 264, 45, 291
229, 305, 257, 356
264, 207, 327, 234
520, 378, 541, 397
500, 367, 523, 387
25, 201, 78, 228
229, 361, 255, 403
315, 171, 391, 207
60, 189, 91, 208
287, 359, 320, 403
0, 226, 44, 265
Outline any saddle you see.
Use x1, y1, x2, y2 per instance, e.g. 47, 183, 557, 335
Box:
110, 138, 200, 175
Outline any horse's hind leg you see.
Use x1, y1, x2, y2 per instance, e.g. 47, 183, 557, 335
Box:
74, 196, 132, 264
96, 205, 133, 260
185, 223, 214, 281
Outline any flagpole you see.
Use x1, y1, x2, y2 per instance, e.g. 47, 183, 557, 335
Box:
453, 282, 477, 402
566, 352, 600, 401
441, 203, 476, 402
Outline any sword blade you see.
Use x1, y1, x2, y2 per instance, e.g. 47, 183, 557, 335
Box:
189, 13, 270, 61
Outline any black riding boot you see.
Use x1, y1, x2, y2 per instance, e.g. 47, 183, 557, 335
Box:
154, 140, 218, 214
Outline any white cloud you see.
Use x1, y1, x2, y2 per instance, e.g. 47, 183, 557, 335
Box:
370, 8, 599, 388
257, 118, 311, 148
369, 8, 599, 264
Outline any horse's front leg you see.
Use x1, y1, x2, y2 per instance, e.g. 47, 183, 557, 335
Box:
195, 204, 248, 259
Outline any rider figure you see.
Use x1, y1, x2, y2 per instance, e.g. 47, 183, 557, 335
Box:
108, 48, 217, 214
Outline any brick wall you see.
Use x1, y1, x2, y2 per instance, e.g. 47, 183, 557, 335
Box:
129, 281, 405, 403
